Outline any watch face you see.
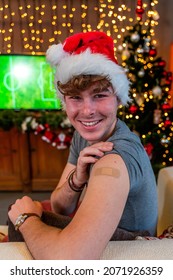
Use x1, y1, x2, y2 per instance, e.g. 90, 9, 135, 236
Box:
14, 213, 40, 231
20, 216, 25, 223
15, 214, 22, 225
15, 214, 28, 230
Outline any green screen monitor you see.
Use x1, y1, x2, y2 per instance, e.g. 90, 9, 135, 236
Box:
0, 54, 61, 110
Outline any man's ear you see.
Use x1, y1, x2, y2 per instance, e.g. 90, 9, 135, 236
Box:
117, 96, 121, 106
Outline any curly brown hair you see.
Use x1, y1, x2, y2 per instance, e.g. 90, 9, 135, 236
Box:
57, 75, 112, 96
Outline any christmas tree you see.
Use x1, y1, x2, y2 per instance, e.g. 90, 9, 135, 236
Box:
117, 0, 173, 175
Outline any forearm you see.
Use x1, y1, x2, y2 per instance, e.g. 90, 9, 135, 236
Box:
19, 216, 62, 259
51, 179, 81, 215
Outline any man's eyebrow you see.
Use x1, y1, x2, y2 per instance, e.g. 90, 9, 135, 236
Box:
92, 87, 102, 93
94, 167, 120, 178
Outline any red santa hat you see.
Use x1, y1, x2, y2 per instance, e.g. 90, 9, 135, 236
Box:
46, 31, 130, 106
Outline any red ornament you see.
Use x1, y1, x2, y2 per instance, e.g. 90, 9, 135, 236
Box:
144, 143, 153, 159
136, 7, 144, 16
136, 0, 144, 19
158, 60, 166, 67
161, 102, 171, 111
42, 128, 55, 143
167, 72, 173, 81
162, 71, 167, 77
164, 119, 172, 127
52, 132, 72, 149
149, 48, 157, 57
129, 104, 138, 114
34, 124, 45, 135
165, 80, 171, 86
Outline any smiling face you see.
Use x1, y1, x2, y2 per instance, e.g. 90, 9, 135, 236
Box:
64, 81, 119, 144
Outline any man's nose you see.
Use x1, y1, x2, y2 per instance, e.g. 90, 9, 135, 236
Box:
83, 99, 96, 115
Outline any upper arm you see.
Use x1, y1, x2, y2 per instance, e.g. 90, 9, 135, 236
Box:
54, 153, 130, 259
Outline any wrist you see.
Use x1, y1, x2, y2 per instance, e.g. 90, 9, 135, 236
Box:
14, 213, 40, 231
72, 171, 86, 188
68, 169, 87, 192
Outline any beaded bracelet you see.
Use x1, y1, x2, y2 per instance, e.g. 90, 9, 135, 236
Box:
68, 169, 86, 192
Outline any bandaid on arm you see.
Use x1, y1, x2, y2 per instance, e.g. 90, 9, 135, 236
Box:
94, 167, 120, 178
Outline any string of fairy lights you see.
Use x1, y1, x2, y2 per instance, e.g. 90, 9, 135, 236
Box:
0, 0, 159, 55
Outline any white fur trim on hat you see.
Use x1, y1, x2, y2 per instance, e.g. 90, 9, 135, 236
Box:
46, 46, 130, 106
46, 43, 69, 66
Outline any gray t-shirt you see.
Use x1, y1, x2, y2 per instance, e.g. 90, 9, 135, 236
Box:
68, 118, 158, 235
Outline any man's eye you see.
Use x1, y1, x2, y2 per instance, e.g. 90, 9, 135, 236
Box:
94, 94, 107, 98
69, 96, 81, 100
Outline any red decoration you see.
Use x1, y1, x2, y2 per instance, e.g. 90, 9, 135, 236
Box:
144, 143, 153, 159
129, 104, 138, 114
166, 72, 173, 87
164, 119, 172, 127
21, 116, 73, 150
165, 80, 172, 86
149, 48, 157, 57
136, 0, 144, 19
52, 132, 72, 149
161, 103, 171, 111
34, 124, 45, 135
42, 124, 55, 143
162, 71, 167, 77
158, 60, 166, 67
167, 72, 173, 81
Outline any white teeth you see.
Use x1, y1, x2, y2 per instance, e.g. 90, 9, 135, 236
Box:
81, 121, 99, 126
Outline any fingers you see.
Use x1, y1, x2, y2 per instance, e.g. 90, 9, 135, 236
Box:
89, 141, 113, 151
75, 141, 114, 184
8, 196, 43, 224
79, 141, 113, 159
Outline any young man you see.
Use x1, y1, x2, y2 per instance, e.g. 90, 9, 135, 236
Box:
8, 31, 158, 259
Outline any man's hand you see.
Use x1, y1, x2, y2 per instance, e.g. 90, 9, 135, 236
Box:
8, 196, 43, 225
74, 141, 113, 186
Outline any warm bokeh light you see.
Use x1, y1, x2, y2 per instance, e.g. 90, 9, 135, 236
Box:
0, 0, 159, 54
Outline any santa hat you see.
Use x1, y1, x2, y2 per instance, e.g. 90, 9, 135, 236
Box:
46, 31, 130, 106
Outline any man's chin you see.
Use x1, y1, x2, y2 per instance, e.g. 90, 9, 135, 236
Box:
80, 133, 103, 144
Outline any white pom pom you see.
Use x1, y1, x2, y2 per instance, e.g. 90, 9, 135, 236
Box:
46, 43, 68, 66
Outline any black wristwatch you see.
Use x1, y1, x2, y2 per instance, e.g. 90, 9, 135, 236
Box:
14, 213, 40, 231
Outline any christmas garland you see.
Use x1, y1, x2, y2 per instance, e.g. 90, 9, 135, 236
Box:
0, 109, 73, 149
